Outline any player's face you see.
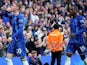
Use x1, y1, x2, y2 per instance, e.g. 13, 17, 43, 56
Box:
11, 4, 19, 15
10, 5, 16, 14
70, 9, 77, 18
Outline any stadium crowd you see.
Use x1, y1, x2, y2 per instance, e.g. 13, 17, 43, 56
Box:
0, 0, 87, 59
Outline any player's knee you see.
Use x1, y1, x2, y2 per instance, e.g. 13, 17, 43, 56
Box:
80, 55, 86, 60
6, 53, 13, 59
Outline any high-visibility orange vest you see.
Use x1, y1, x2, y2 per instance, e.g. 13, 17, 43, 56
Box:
47, 29, 63, 52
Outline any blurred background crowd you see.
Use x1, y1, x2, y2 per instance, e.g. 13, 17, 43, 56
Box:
0, 0, 87, 58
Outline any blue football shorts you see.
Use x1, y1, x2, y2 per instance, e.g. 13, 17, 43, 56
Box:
66, 42, 87, 55
7, 40, 26, 57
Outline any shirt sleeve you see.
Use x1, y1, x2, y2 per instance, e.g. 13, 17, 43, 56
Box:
74, 16, 86, 35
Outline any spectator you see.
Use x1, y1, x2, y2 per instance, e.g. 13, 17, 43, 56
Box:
41, 27, 51, 56
29, 50, 42, 65
26, 36, 36, 55
0, 25, 7, 57
34, 35, 44, 55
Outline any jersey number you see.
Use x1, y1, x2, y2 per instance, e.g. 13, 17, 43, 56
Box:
16, 48, 22, 54
80, 46, 86, 52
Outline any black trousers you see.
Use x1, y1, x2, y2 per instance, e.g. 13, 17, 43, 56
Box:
51, 51, 62, 65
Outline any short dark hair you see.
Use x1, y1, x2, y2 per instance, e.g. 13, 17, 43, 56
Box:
53, 24, 59, 29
